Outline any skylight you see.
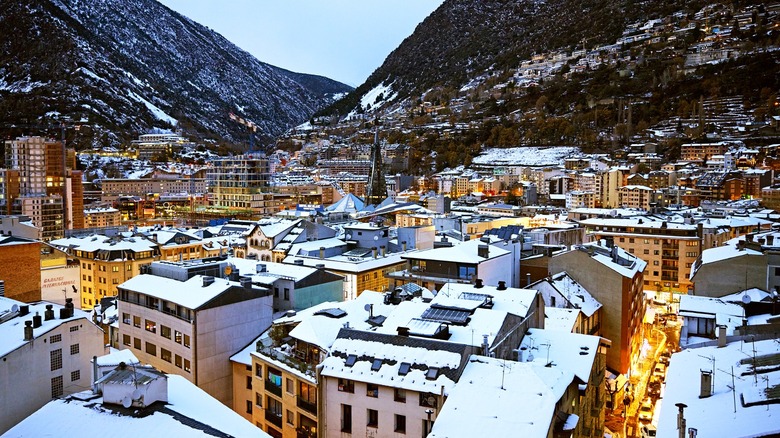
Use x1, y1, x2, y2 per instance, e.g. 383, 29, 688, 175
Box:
371, 358, 382, 371
398, 362, 411, 376
345, 354, 357, 367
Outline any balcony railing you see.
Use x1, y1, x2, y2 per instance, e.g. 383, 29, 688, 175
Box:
258, 345, 316, 378
265, 379, 282, 397
297, 397, 317, 415
265, 410, 283, 428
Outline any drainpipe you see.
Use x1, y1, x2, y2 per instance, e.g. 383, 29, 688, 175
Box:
316, 363, 325, 436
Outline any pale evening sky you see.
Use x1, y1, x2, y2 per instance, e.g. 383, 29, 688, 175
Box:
157, 0, 445, 87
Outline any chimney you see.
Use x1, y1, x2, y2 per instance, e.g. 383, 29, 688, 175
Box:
202, 276, 215, 287
229, 268, 240, 282
240, 277, 253, 290
480, 236, 491, 243
19, 305, 29, 316
746, 233, 753, 242
474, 278, 484, 289
294, 259, 304, 266
397, 326, 410, 337
717, 324, 727, 348
402, 241, 407, 252
315, 263, 325, 269
768, 235, 775, 246
482, 334, 489, 355
478, 244, 489, 258
32, 312, 42, 328
517, 346, 527, 362
527, 273, 532, 287
44, 304, 55, 321
59, 308, 69, 319
758, 237, 766, 245
699, 370, 713, 398
611, 246, 619, 263
319, 247, 325, 259
256, 263, 267, 273
497, 281, 507, 290
380, 245, 386, 257
152, 233, 158, 242
604, 236, 614, 248
92, 356, 99, 394
737, 241, 745, 251
372, 246, 378, 259
24, 320, 33, 341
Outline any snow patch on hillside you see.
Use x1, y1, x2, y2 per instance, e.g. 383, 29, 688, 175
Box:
473, 146, 580, 167
127, 90, 177, 126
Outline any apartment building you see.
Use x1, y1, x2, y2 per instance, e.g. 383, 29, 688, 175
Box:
117, 273, 273, 406
549, 240, 646, 375
320, 329, 470, 438
0, 297, 106, 434
84, 207, 122, 228
244, 291, 392, 437
577, 217, 704, 294
207, 154, 275, 215
49, 234, 161, 309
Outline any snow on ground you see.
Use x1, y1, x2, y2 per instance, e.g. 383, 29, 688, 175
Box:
77, 67, 107, 83
472, 146, 580, 167
359, 81, 397, 110
127, 90, 177, 126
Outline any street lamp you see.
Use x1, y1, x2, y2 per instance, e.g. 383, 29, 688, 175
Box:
425, 409, 434, 435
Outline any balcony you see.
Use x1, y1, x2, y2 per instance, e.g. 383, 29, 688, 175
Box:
661, 250, 678, 259
297, 397, 317, 415
257, 345, 316, 378
661, 274, 679, 282
265, 410, 283, 428
265, 379, 282, 397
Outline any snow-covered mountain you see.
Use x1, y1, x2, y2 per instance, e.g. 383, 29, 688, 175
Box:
0, 0, 352, 148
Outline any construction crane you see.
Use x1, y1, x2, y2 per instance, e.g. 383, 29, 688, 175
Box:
229, 112, 258, 152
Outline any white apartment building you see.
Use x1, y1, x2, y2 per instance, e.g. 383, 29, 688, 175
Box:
117, 274, 273, 406
0, 297, 106, 434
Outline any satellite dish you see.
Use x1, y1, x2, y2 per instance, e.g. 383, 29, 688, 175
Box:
346, 234, 352, 240
224, 265, 232, 276
374, 235, 379, 241
11, 304, 19, 313
364, 304, 372, 312
121, 395, 132, 408
132, 388, 143, 400
742, 294, 752, 304
426, 396, 436, 406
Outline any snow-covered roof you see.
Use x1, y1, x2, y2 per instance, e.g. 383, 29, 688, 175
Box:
272, 291, 390, 351
544, 307, 580, 332
679, 295, 745, 320
657, 339, 780, 438
401, 238, 510, 264
4, 374, 269, 437
570, 241, 647, 278
698, 243, 762, 265
282, 251, 406, 274
0, 298, 93, 358
428, 355, 569, 438
519, 328, 600, 384
320, 330, 466, 395
533, 272, 602, 318
50, 234, 158, 253
118, 275, 247, 310
227, 257, 320, 283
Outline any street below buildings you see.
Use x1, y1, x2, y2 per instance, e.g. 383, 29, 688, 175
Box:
606, 300, 681, 438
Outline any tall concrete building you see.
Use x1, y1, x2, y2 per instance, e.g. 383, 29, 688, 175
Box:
207, 154, 275, 216
3, 137, 83, 239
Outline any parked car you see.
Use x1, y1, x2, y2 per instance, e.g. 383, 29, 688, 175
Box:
653, 363, 667, 381
639, 398, 654, 422
647, 378, 662, 398
641, 424, 657, 438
